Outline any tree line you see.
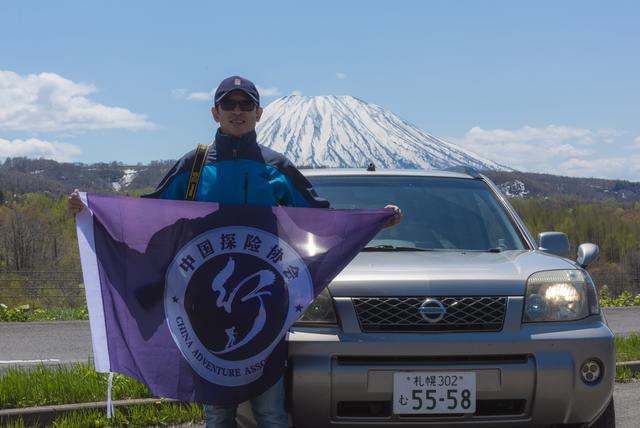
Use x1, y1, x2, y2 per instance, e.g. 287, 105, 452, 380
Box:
0, 194, 82, 307
0, 157, 174, 198
511, 196, 640, 296
0, 192, 638, 307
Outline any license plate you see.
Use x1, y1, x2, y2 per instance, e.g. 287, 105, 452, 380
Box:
393, 371, 476, 414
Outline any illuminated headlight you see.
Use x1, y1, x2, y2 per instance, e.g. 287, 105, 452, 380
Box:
523, 270, 599, 322
295, 289, 337, 324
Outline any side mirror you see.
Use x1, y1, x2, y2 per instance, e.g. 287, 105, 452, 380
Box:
577, 243, 599, 268
538, 232, 570, 258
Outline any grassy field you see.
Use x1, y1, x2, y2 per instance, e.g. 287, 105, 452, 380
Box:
0, 363, 203, 427
0, 304, 87, 322
0, 363, 152, 409
1, 403, 204, 428
615, 334, 640, 382
616, 334, 640, 362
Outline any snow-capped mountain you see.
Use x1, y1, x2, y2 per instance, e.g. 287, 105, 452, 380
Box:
256, 95, 507, 170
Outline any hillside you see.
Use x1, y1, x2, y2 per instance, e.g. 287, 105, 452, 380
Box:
484, 170, 640, 201
1, 157, 639, 202
0, 158, 174, 199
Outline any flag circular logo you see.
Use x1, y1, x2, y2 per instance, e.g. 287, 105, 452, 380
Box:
164, 226, 313, 386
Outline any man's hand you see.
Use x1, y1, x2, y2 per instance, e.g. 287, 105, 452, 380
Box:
68, 188, 85, 216
383, 204, 402, 228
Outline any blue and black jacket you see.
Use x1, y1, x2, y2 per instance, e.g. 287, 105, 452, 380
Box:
145, 129, 329, 208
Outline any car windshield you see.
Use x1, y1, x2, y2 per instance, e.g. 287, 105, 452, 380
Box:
308, 175, 528, 251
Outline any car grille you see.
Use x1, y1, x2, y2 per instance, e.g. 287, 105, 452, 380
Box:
353, 296, 507, 332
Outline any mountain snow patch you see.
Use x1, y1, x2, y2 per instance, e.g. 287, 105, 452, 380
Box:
499, 179, 529, 198
112, 168, 139, 191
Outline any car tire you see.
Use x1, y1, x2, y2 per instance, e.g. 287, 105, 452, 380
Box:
589, 398, 615, 428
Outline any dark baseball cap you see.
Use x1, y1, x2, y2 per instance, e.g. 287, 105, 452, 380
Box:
214, 76, 260, 106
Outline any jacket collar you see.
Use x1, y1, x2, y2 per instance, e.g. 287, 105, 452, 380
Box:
214, 129, 257, 150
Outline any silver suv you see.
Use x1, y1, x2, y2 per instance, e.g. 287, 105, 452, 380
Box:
283, 167, 615, 427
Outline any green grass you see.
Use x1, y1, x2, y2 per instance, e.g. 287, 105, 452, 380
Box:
48, 403, 204, 428
1, 403, 204, 427
0, 363, 152, 409
0, 304, 88, 322
0, 363, 204, 426
27, 307, 89, 321
598, 288, 640, 307
615, 364, 640, 382
616, 334, 640, 362
614, 334, 640, 382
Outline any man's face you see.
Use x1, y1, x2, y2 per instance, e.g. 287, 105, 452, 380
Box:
212, 91, 263, 138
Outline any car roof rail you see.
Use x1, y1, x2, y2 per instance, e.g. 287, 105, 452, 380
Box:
443, 165, 483, 179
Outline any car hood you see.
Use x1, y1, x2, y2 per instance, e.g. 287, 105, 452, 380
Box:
329, 250, 577, 297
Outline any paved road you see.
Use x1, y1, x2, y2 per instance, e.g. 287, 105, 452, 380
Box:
614, 381, 640, 428
0, 320, 92, 366
1, 308, 637, 365
602, 307, 640, 336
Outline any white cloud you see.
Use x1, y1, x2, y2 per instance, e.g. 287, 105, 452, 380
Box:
597, 128, 625, 144
187, 91, 213, 101
463, 125, 597, 145
290, 90, 303, 96
451, 124, 639, 179
630, 135, 640, 149
0, 138, 81, 161
0, 70, 154, 132
172, 88, 213, 101
336, 72, 348, 80
171, 88, 188, 99
559, 156, 640, 180
454, 125, 596, 171
256, 85, 282, 97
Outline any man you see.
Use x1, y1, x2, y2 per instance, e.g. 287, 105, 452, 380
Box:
142, 76, 331, 209
69, 75, 401, 427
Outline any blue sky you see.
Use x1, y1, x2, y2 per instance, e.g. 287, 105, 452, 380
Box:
1, 1, 639, 180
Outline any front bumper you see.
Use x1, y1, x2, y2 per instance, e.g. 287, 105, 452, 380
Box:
287, 297, 615, 427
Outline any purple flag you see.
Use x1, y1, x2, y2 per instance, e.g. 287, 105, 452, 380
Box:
76, 193, 391, 405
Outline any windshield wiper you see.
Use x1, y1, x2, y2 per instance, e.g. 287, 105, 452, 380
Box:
362, 245, 432, 252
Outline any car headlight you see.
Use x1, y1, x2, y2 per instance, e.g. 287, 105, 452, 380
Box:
295, 289, 337, 325
523, 270, 599, 322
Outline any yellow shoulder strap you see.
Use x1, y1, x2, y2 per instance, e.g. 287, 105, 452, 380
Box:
185, 143, 209, 200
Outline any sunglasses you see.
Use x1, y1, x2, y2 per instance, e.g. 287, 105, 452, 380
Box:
218, 99, 256, 112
